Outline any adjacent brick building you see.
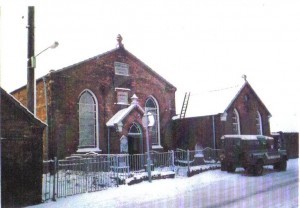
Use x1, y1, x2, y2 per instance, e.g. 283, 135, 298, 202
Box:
272, 132, 299, 158
173, 80, 272, 150
1, 87, 46, 207
12, 36, 177, 159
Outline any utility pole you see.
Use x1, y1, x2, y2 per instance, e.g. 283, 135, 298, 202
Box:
27, 6, 35, 114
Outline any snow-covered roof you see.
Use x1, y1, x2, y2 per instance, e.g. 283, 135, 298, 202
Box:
221, 135, 274, 140
106, 94, 145, 127
185, 81, 246, 118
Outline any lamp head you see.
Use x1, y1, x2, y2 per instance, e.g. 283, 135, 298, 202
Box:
50, 41, 59, 49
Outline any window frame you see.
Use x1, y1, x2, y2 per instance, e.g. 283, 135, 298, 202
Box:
232, 108, 241, 135
77, 89, 101, 153
145, 96, 162, 149
256, 111, 263, 135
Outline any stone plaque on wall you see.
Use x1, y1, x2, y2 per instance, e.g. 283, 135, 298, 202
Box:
114, 62, 129, 76
117, 91, 129, 104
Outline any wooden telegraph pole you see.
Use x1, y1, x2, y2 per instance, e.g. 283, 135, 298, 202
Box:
27, 6, 35, 114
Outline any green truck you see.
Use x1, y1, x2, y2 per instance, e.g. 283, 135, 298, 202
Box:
219, 135, 288, 176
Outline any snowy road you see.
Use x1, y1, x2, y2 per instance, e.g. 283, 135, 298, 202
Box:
28, 159, 298, 208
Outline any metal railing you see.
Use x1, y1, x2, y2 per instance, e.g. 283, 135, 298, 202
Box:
42, 149, 220, 202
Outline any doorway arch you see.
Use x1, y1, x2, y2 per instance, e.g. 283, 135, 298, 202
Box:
127, 123, 143, 154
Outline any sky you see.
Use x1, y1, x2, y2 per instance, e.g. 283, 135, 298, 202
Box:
1, 0, 299, 132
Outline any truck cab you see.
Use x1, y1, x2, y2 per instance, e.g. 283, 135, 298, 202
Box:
219, 135, 288, 176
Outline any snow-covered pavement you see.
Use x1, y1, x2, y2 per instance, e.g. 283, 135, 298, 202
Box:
27, 159, 298, 208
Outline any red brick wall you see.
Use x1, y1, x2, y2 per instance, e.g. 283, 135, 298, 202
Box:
224, 83, 271, 136
173, 83, 271, 150
1, 90, 44, 207
12, 47, 176, 159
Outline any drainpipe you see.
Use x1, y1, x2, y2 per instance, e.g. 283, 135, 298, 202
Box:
212, 115, 216, 149
107, 127, 110, 155
43, 77, 49, 160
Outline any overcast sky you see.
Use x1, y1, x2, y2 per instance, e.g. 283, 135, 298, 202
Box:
1, 0, 299, 132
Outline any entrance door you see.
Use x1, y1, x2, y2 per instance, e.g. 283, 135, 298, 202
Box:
128, 123, 143, 154
128, 136, 139, 154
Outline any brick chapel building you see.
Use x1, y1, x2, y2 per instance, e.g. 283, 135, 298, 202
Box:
173, 79, 272, 150
12, 35, 177, 159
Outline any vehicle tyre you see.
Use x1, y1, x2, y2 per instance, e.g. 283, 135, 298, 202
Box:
279, 160, 287, 171
227, 163, 236, 173
273, 163, 280, 170
246, 166, 254, 175
254, 163, 263, 176
221, 162, 227, 171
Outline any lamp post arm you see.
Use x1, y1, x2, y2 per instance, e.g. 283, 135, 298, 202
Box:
35, 41, 59, 58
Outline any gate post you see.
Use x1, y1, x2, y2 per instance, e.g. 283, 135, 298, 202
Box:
171, 150, 175, 171
187, 150, 190, 175
52, 157, 57, 201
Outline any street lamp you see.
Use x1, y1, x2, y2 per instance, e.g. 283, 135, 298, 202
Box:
143, 112, 155, 182
29, 42, 59, 68
27, 41, 59, 116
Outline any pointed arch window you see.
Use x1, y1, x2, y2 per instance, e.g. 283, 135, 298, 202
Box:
145, 96, 161, 147
232, 109, 241, 135
256, 111, 263, 135
78, 90, 100, 151
128, 123, 142, 136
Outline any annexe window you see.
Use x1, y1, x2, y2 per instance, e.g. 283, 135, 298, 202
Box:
145, 96, 160, 146
256, 111, 263, 135
78, 90, 99, 149
232, 108, 241, 135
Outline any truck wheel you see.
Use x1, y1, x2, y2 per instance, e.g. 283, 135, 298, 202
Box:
254, 164, 263, 176
227, 163, 236, 173
273, 163, 280, 170
221, 162, 227, 171
279, 160, 287, 171
246, 166, 254, 175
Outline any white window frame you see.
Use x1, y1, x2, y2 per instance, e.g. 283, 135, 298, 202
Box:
256, 111, 263, 135
77, 89, 101, 153
145, 96, 162, 149
232, 108, 241, 135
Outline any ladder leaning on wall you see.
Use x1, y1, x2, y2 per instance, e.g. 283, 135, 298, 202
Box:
179, 92, 190, 119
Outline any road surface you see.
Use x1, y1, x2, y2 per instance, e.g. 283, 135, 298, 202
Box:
124, 161, 298, 208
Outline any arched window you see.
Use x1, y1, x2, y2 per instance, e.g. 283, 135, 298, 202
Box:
78, 90, 99, 151
232, 108, 241, 135
256, 111, 263, 135
128, 122, 142, 136
145, 96, 161, 147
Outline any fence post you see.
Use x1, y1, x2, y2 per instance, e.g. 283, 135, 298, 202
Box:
171, 150, 175, 171
85, 158, 88, 192
52, 157, 57, 201
187, 150, 190, 175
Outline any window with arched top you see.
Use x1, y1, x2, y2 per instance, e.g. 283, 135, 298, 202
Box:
128, 122, 142, 136
232, 108, 241, 135
256, 111, 263, 135
78, 90, 99, 151
145, 96, 161, 147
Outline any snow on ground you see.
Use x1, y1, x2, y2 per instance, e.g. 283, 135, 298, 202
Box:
27, 159, 299, 208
